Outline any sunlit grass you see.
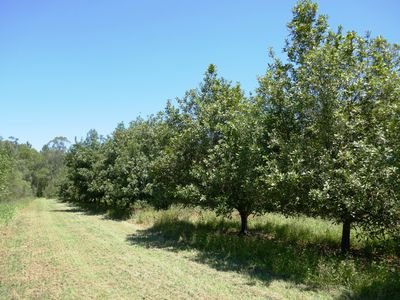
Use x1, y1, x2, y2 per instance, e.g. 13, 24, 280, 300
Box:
1, 199, 339, 300
1, 199, 398, 299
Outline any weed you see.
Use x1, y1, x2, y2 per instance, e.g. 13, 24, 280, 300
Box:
0, 198, 32, 227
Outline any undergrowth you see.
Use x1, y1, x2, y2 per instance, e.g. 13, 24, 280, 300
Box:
0, 198, 32, 227
128, 205, 400, 299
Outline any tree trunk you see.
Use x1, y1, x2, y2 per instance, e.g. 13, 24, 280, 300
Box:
239, 210, 249, 236
341, 219, 351, 254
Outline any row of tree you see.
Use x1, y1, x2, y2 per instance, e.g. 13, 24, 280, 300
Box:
59, 0, 400, 253
0, 137, 69, 201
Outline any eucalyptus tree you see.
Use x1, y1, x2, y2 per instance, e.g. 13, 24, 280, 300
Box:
41, 137, 70, 197
258, 0, 400, 252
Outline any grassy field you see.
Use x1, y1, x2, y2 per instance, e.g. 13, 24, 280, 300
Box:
0, 198, 398, 299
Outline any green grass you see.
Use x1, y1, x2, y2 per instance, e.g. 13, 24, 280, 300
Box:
129, 205, 400, 299
0, 198, 343, 300
0, 198, 32, 227
1, 199, 398, 299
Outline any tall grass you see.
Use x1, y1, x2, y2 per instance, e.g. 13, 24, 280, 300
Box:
128, 205, 400, 299
0, 198, 32, 227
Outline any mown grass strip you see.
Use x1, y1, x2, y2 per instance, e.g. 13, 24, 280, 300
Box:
1, 199, 337, 299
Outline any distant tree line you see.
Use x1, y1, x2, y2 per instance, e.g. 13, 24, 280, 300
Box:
0, 136, 69, 201
58, 0, 398, 253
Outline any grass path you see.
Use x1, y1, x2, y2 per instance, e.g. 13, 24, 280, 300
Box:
0, 199, 340, 299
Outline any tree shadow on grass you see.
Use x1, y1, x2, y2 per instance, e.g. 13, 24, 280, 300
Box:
126, 217, 399, 300
51, 201, 131, 220
338, 280, 400, 300
127, 218, 327, 287
50, 208, 84, 213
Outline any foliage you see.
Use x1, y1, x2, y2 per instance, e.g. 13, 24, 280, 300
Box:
0, 136, 69, 201
171, 65, 271, 234
0, 146, 12, 200
0, 1, 398, 297
0, 198, 32, 227
58, 0, 399, 254
257, 0, 400, 252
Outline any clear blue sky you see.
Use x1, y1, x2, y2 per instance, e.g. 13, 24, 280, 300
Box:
1, 0, 399, 149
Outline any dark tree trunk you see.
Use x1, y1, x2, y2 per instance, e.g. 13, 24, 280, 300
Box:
341, 219, 351, 254
239, 210, 249, 236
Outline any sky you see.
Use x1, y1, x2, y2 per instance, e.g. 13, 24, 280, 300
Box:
0, 0, 399, 150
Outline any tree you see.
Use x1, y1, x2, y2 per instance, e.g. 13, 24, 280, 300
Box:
0, 139, 37, 199
0, 146, 12, 200
101, 118, 163, 209
60, 130, 104, 204
258, 0, 400, 252
174, 65, 269, 234
41, 137, 70, 197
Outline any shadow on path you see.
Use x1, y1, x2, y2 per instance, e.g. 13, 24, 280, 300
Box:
50, 201, 131, 220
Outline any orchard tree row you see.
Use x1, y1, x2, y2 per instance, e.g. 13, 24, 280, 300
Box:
59, 0, 400, 253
